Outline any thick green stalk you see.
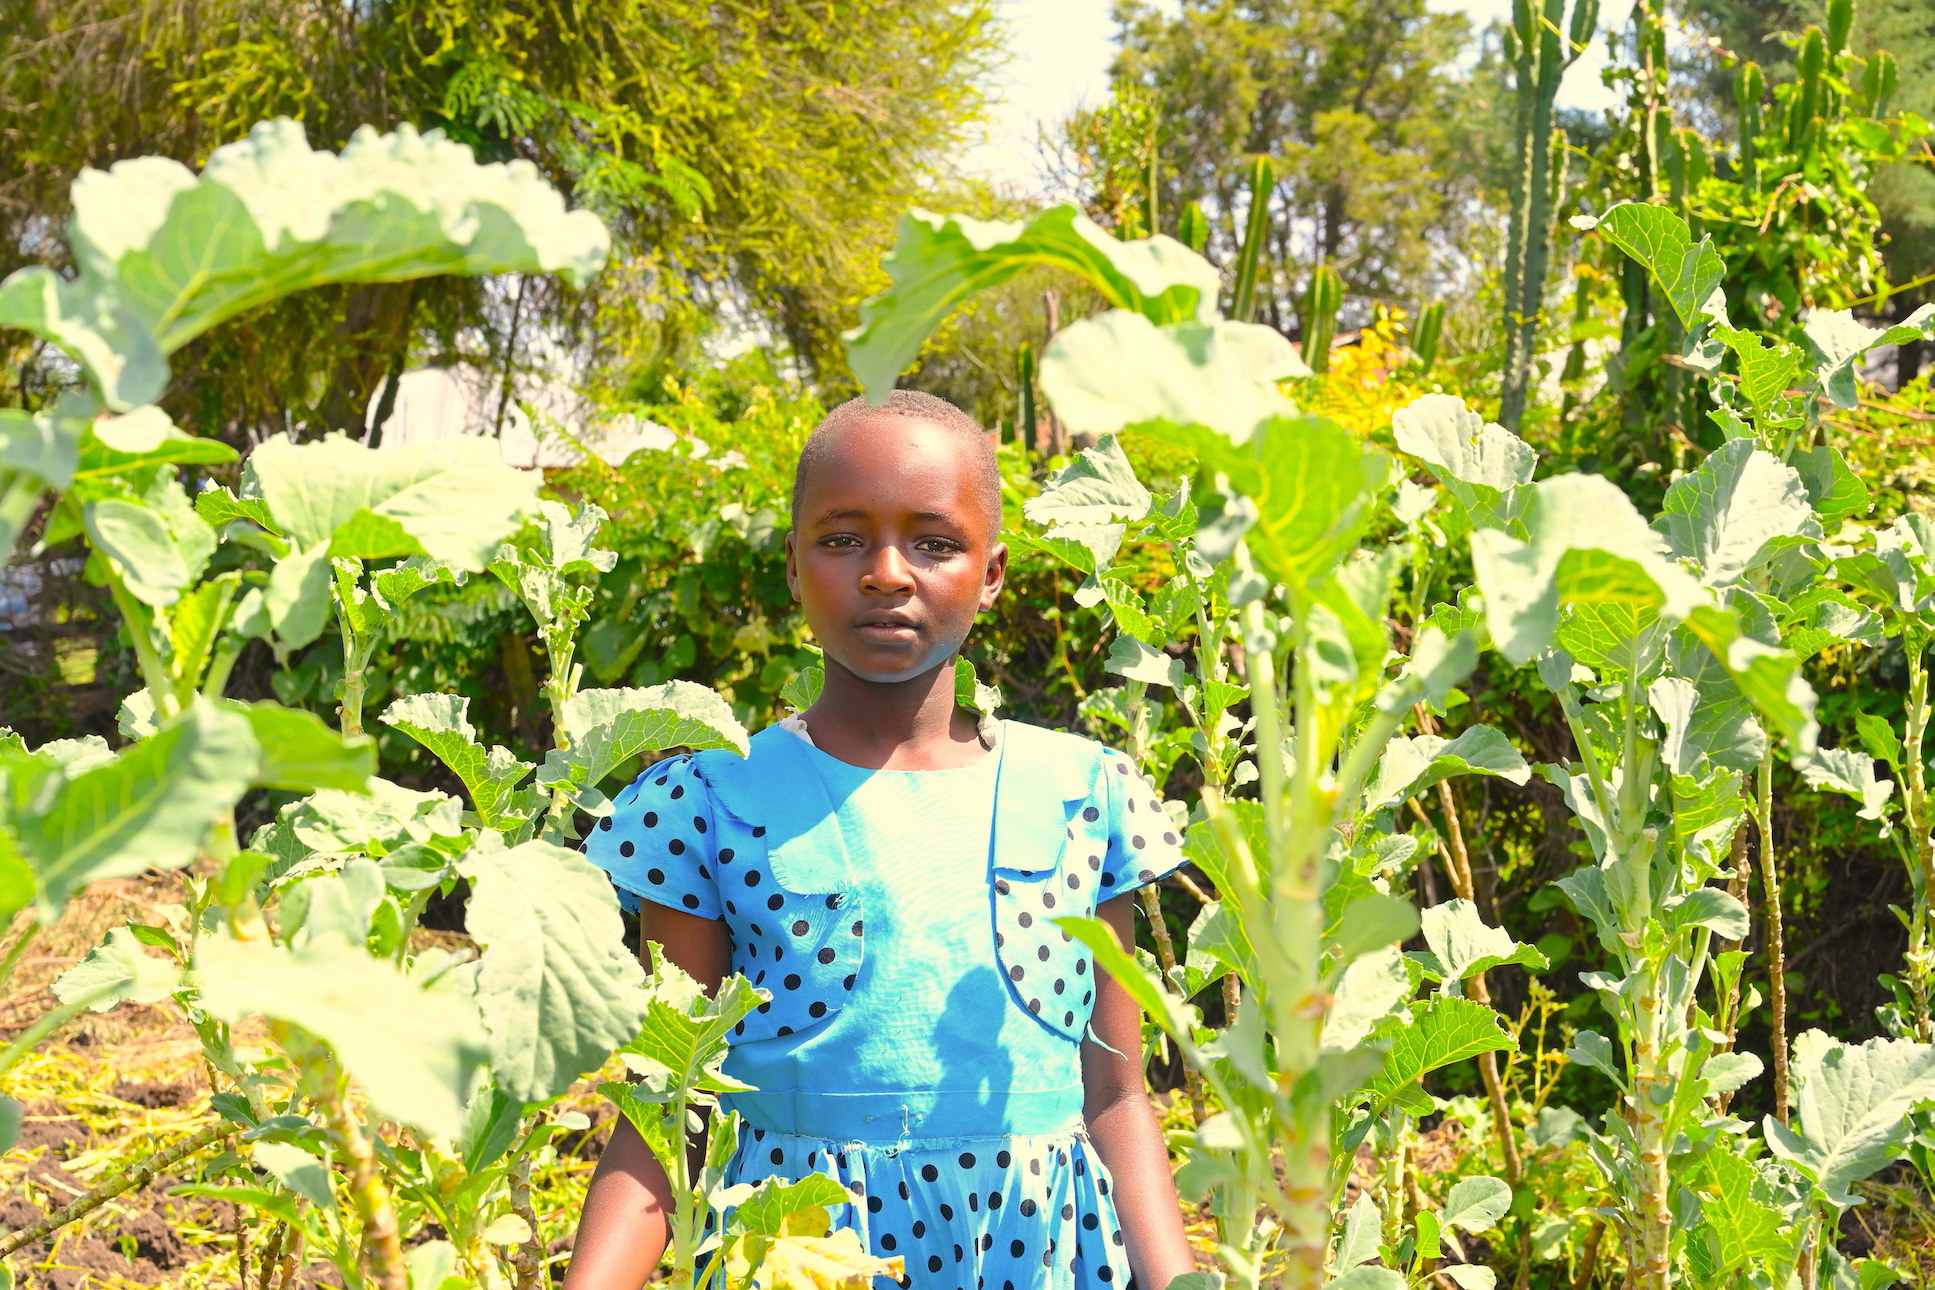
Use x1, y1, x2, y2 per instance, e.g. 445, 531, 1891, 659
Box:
1756, 750, 1791, 1120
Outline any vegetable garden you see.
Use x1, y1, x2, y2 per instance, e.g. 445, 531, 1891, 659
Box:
3, 2, 1935, 1288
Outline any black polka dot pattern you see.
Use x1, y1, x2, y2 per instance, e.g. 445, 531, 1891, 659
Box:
579, 749, 863, 1045
716, 1124, 1131, 1290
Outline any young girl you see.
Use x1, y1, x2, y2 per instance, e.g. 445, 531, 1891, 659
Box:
565, 390, 1197, 1290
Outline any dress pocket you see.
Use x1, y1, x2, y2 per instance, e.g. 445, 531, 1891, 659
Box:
723, 835, 865, 1044
993, 861, 1100, 1041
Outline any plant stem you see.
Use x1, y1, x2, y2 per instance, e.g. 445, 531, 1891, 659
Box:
508, 1151, 544, 1290
1756, 749, 1791, 1122
0, 1122, 238, 1255
320, 1073, 408, 1290
1902, 639, 1934, 1040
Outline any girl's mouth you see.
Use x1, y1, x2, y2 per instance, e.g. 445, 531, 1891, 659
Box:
856, 621, 919, 641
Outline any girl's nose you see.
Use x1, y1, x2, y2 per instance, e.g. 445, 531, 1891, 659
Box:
860, 545, 914, 594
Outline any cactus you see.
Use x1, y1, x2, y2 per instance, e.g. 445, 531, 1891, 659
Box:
1300, 265, 1342, 374
1230, 156, 1274, 323
1497, 0, 1599, 430
1864, 48, 1898, 116
1789, 26, 1827, 154
1178, 201, 1209, 255
1016, 341, 1038, 454
1737, 61, 1766, 189
1410, 301, 1447, 375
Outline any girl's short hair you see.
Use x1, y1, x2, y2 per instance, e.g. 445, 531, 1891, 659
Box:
792, 390, 1001, 531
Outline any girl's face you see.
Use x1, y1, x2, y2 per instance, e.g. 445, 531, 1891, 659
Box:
785, 415, 1006, 686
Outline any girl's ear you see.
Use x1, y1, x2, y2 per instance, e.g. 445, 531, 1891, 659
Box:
784, 529, 801, 601
979, 540, 1008, 611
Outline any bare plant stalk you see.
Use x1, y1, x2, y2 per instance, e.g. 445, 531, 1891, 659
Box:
1569, 1221, 1605, 1290
1414, 719, 1525, 1187
0, 1121, 237, 1255
321, 1080, 408, 1290
258, 1221, 288, 1290
1756, 751, 1790, 1121
236, 1201, 251, 1290
1138, 883, 1207, 1122
508, 1152, 545, 1290
1903, 643, 1934, 1040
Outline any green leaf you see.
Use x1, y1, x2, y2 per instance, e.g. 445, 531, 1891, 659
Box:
1665, 887, 1751, 940
1588, 203, 1727, 332
724, 1173, 854, 1238
1057, 914, 1200, 1044
1023, 434, 1153, 528
1796, 747, 1896, 823
1791, 445, 1869, 525
249, 432, 541, 571
1366, 726, 1530, 811
0, 119, 609, 410
1764, 1029, 1935, 1208
51, 925, 180, 1012
1473, 474, 1706, 665
1041, 314, 1306, 445
1328, 893, 1421, 964
227, 701, 375, 793
195, 485, 279, 534
1689, 1145, 1794, 1274
1321, 945, 1411, 1053
1682, 605, 1819, 753
1711, 325, 1801, 417
252, 1141, 337, 1213
9, 701, 257, 917
1335, 1193, 1382, 1268
619, 956, 764, 1103
1438, 1175, 1513, 1233
265, 545, 334, 648
1390, 394, 1535, 527
1657, 441, 1821, 588
81, 405, 236, 477
380, 694, 540, 833
538, 682, 749, 800
1855, 714, 1903, 775
462, 840, 650, 1103
1322, 1267, 1405, 1290
0, 406, 84, 490
1199, 415, 1392, 590
846, 205, 1222, 399
370, 556, 464, 610
0, 1091, 18, 1154
1804, 304, 1935, 410
1417, 899, 1547, 986
1105, 636, 1185, 689
1364, 996, 1516, 1115
83, 496, 210, 608
1648, 676, 1767, 777
195, 933, 490, 1140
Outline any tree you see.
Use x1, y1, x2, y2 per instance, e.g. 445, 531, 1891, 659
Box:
1096, 0, 1489, 334
0, 0, 1000, 437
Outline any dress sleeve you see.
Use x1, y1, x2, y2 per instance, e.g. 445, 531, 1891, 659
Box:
581, 754, 723, 919
1097, 748, 1189, 899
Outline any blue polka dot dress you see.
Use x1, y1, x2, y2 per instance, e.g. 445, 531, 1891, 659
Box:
582, 718, 1189, 1290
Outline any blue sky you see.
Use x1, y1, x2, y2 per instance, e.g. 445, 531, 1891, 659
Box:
963, 0, 1627, 193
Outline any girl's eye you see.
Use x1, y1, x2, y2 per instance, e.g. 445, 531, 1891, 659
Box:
917, 538, 964, 556
818, 534, 860, 548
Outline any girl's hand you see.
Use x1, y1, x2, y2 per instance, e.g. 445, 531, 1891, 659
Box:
1080, 893, 1199, 1290
564, 905, 729, 1290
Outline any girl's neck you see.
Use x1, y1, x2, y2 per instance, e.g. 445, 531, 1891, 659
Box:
800, 655, 987, 771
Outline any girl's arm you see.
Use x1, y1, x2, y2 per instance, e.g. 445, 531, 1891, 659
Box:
1081, 893, 1198, 1290
564, 904, 730, 1290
